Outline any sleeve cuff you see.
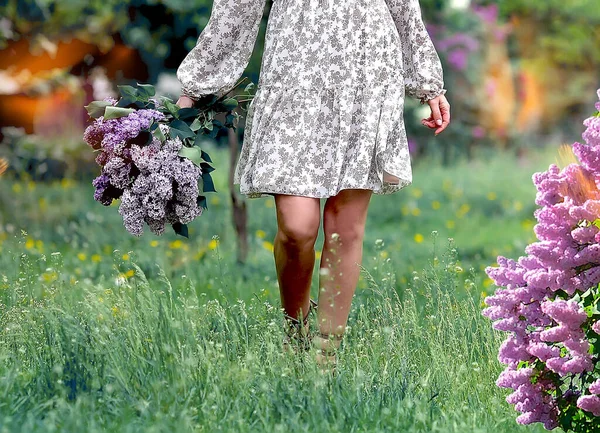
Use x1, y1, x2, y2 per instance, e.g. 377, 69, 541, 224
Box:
419, 88, 447, 105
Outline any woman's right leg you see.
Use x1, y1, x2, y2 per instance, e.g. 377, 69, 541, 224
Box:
273, 194, 321, 322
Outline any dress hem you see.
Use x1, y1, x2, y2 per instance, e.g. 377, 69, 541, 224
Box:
235, 179, 413, 199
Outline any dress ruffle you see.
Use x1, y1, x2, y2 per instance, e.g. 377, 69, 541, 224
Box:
234, 80, 413, 199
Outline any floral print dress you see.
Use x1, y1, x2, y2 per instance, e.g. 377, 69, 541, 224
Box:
177, 0, 446, 198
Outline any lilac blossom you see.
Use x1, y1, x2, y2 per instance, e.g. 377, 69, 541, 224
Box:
89, 107, 204, 236
482, 88, 600, 429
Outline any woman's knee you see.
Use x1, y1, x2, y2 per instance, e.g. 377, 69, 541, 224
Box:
277, 218, 319, 249
323, 191, 371, 246
274, 195, 320, 250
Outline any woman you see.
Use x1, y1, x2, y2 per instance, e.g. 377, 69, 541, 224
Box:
176, 0, 451, 373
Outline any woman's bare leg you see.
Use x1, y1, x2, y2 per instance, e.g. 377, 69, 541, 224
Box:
273, 194, 321, 321
317, 189, 372, 340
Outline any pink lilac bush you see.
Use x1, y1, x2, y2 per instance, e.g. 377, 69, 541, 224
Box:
483, 89, 600, 431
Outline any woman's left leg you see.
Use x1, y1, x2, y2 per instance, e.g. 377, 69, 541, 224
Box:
315, 188, 373, 362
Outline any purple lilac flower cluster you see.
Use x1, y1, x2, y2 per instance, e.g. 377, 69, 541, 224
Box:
482, 89, 600, 430
84, 107, 203, 236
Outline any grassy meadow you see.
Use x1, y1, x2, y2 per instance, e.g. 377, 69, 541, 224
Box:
0, 144, 562, 432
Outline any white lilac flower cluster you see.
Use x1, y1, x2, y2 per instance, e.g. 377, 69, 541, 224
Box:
84, 105, 203, 236
483, 89, 600, 431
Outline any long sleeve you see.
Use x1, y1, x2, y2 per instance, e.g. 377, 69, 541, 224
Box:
177, 0, 267, 100
385, 0, 446, 103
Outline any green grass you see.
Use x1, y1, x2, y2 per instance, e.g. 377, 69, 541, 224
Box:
0, 144, 562, 432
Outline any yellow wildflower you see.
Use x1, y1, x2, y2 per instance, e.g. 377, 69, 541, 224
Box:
411, 187, 423, 198
91, 254, 102, 263
411, 207, 421, 216
431, 200, 441, 210
12, 183, 22, 193
262, 241, 274, 252
208, 239, 218, 250
77, 252, 87, 261
25, 238, 35, 250
122, 253, 130, 260
256, 229, 266, 239
150, 240, 159, 247
169, 240, 183, 249
456, 203, 470, 218
446, 220, 455, 229
487, 192, 497, 200
124, 269, 135, 278
414, 233, 424, 243
60, 178, 74, 189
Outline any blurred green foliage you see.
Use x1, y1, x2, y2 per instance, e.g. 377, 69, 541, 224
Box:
497, 0, 600, 65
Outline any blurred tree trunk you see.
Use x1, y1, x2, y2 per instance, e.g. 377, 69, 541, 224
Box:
228, 127, 248, 264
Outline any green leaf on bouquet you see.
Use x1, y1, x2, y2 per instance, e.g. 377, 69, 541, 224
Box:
104, 106, 135, 120
178, 146, 203, 167
200, 162, 215, 174
203, 119, 214, 131
201, 150, 212, 163
172, 222, 189, 238
221, 98, 238, 111
178, 108, 200, 120
170, 120, 196, 141
197, 195, 207, 210
152, 125, 166, 143
136, 83, 156, 98
189, 118, 202, 132
85, 100, 112, 118
117, 85, 138, 99
201, 172, 216, 193
164, 100, 181, 119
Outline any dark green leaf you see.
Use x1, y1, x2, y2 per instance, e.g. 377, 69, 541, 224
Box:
178, 108, 200, 120
200, 162, 215, 173
201, 173, 216, 193
172, 222, 189, 238
197, 195, 208, 210
201, 150, 212, 163
170, 119, 196, 141
84, 100, 112, 118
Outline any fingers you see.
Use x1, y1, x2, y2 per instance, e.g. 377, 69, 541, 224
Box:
435, 98, 451, 136
176, 96, 194, 108
430, 99, 443, 129
421, 95, 451, 135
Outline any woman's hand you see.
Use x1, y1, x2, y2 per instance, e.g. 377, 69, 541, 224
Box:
176, 95, 195, 108
421, 94, 451, 136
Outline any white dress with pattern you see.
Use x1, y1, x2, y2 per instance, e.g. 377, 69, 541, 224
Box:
177, 0, 446, 198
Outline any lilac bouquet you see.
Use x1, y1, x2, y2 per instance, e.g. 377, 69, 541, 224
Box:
83, 82, 250, 237
483, 89, 600, 431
